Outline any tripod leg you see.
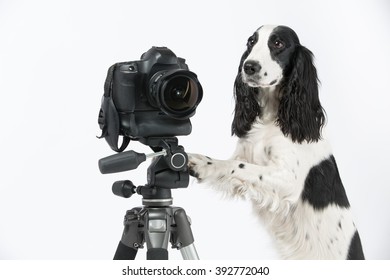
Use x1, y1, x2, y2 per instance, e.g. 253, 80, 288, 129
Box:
144, 208, 171, 260
114, 241, 138, 260
180, 243, 199, 260
173, 208, 200, 260
147, 248, 168, 260
113, 208, 143, 260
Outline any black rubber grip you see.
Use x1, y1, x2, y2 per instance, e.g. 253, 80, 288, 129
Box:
147, 248, 168, 260
99, 150, 146, 174
113, 241, 138, 260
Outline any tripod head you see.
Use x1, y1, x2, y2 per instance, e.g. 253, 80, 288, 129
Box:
98, 137, 189, 206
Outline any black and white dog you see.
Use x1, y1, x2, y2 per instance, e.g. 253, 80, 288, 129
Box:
188, 25, 364, 259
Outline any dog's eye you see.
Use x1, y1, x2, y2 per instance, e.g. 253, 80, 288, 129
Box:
273, 40, 284, 49
247, 36, 256, 47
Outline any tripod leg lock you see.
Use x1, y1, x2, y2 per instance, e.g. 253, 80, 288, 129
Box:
171, 208, 195, 249
121, 208, 145, 250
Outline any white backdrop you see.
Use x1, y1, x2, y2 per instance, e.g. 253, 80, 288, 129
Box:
0, 0, 389, 259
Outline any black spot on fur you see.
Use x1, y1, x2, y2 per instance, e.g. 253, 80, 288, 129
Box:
189, 169, 199, 178
231, 170, 235, 174
259, 175, 263, 181
239, 163, 245, 169
206, 156, 212, 160
347, 231, 365, 260
301, 155, 350, 210
293, 225, 298, 235
338, 221, 342, 230
264, 146, 272, 157
207, 162, 212, 165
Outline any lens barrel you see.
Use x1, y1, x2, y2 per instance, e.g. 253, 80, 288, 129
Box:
149, 70, 203, 120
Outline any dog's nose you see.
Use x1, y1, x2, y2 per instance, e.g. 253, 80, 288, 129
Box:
243, 60, 261, 75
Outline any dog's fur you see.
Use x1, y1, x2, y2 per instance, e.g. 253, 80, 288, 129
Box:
188, 25, 364, 259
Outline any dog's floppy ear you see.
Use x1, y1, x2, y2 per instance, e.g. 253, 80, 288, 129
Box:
231, 52, 261, 138
277, 45, 326, 143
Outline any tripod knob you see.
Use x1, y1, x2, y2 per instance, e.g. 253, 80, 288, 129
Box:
112, 180, 136, 198
166, 146, 188, 171
170, 152, 187, 170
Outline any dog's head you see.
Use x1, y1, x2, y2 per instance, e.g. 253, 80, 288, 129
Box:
241, 25, 299, 88
232, 25, 326, 143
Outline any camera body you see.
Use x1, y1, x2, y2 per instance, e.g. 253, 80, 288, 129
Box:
112, 47, 202, 139
98, 46, 202, 152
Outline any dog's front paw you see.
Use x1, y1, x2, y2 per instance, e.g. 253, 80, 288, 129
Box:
187, 153, 216, 182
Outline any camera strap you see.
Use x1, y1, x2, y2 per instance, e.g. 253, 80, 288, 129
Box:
98, 63, 130, 152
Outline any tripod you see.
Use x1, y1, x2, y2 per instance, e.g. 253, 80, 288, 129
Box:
113, 188, 199, 260
99, 137, 199, 260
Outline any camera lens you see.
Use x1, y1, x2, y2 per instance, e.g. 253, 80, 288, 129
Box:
163, 76, 198, 111
150, 70, 203, 119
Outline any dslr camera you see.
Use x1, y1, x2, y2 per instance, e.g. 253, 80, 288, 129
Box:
98, 47, 203, 152
97, 48, 202, 260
